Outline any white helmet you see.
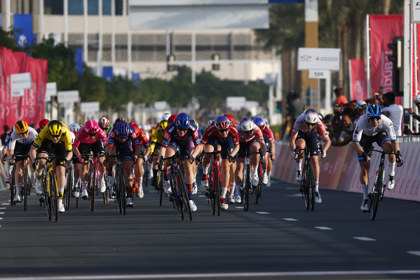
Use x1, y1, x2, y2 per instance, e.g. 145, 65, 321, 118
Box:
414, 95, 420, 105
239, 117, 255, 132
355, 100, 367, 110
68, 123, 81, 133
304, 109, 319, 124
162, 113, 171, 121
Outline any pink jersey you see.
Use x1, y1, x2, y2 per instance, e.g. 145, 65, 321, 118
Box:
290, 113, 329, 140
238, 125, 265, 143
73, 128, 108, 147
201, 123, 239, 146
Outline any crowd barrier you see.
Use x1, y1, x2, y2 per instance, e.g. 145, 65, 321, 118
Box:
272, 141, 420, 202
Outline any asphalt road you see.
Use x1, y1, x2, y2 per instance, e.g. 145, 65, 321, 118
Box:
0, 179, 420, 280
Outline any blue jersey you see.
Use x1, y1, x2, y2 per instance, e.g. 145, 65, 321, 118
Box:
162, 122, 201, 148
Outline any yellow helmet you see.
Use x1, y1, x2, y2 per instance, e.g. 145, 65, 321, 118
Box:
160, 120, 168, 130
47, 120, 63, 136
14, 120, 28, 134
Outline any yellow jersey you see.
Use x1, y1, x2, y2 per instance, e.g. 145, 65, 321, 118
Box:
33, 122, 73, 152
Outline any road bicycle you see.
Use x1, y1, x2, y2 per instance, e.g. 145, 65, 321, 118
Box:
9, 154, 32, 211
368, 149, 396, 221
160, 153, 192, 221
36, 156, 58, 222
85, 153, 101, 212
201, 151, 223, 216
242, 150, 262, 212
64, 160, 73, 210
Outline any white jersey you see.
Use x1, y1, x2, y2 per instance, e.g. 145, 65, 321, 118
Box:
382, 104, 403, 136
8, 126, 38, 150
352, 114, 396, 142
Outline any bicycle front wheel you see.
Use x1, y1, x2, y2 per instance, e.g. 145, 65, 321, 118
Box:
371, 170, 383, 221
176, 170, 192, 221
214, 165, 221, 216
170, 173, 184, 220
244, 165, 251, 212
23, 167, 29, 211
50, 172, 58, 222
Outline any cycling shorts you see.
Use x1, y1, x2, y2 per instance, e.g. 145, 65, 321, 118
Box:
296, 130, 320, 156
36, 139, 68, 166
359, 131, 391, 157
78, 141, 106, 158
14, 141, 33, 162
237, 138, 260, 158
205, 136, 234, 159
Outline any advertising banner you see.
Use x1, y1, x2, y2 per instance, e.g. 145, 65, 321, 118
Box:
369, 15, 403, 95
349, 59, 367, 101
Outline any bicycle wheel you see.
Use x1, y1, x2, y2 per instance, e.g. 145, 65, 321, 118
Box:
302, 164, 310, 211
308, 163, 315, 211
65, 167, 73, 210
49, 171, 58, 222
208, 166, 216, 215
119, 167, 126, 215
10, 166, 16, 206
90, 164, 97, 212
176, 170, 192, 221
214, 165, 221, 216
170, 173, 184, 220
158, 170, 163, 206
244, 164, 251, 212
23, 167, 29, 211
254, 163, 263, 205
371, 168, 383, 221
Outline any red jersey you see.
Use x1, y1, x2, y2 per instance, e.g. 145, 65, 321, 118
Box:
201, 123, 239, 146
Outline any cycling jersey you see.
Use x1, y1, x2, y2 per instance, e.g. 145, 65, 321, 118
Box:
33, 122, 72, 152
201, 123, 239, 146
107, 125, 140, 147
73, 128, 108, 148
132, 125, 150, 148
150, 126, 165, 153
260, 126, 275, 145
162, 122, 201, 149
290, 113, 329, 141
8, 126, 38, 150
352, 114, 396, 142
238, 126, 265, 144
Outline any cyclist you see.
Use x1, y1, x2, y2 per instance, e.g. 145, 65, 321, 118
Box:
7, 121, 38, 202
30, 120, 73, 213
233, 117, 266, 204
68, 123, 82, 197
99, 116, 112, 136
408, 94, 420, 122
130, 121, 151, 198
72, 120, 108, 199
159, 113, 202, 212
352, 104, 403, 211
106, 121, 141, 207
224, 114, 238, 203
37, 119, 49, 134
289, 109, 331, 203
253, 116, 276, 186
201, 115, 239, 210
1, 129, 14, 189
149, 117, 169, 187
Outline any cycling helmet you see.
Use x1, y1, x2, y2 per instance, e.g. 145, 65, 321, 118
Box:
414, 94, 420, 105
39, 119, 49, 129
355, 100, 367, 110
175, 113, 190, 129
160, 120, 168, 130
304, 109, 319, 124
168, 114, 178, 124
366, 104, 381, 118
207, 120, 214, 127
68, 123, 81, 133
47, 120, 63, 136
238, 118, 254, 132
215, 116, 230, 130
162, 113, 171, 121
115, 117, 126, 123
99, 117, 110, 130
84, 120, 100, 134
253, 116, 266, 130
115, 121, 131, 139
14, 120, 28, 134
224, 114, 237, 126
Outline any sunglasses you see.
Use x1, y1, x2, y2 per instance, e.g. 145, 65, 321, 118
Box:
368, 117, 380, 122
305, 122, 315, 126
177, 128, 188, 132
88, 133, 97, 137
18, 131, 28, 136
218, 128, 229, 132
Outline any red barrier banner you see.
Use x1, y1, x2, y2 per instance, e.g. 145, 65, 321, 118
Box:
349, 59, 367, 101
369, 15, 403, 95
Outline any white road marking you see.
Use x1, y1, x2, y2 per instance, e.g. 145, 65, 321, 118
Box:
287, 194, 302, 197
0, 212, 4, 215
1, 270, 420, 280
0, 207, 6, 210
1, 202, 8, 206
353, 236, 376, 241
256, 211, 270, 215
283, 218, 298, 221
315, 226, 333, 230
407, 251, 420, 257
235, 206, 243, 209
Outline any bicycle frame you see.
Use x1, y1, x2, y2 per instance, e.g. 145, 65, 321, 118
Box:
202, 151, 222, 216
37, 156, 58, 222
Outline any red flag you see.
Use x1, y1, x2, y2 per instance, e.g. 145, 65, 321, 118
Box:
349, 59, 367, 101
369, 15, 403, 95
